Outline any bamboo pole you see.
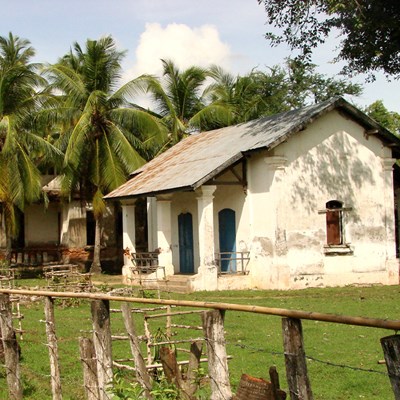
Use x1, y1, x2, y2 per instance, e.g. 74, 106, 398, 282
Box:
1, 288, 400, 330
166, 305, 172, 339
44, 296, 63, 400
0, 294, 23, 399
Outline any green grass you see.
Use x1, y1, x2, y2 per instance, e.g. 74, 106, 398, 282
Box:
1, 279, 400, 399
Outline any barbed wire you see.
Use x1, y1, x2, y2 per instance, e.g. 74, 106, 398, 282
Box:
228, 341, 390, 377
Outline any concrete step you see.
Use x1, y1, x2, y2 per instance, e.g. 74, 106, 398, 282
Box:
143, 274, 193, 294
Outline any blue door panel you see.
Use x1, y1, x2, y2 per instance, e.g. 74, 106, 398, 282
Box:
178, 213, 194, 273
218, 209, 236, 272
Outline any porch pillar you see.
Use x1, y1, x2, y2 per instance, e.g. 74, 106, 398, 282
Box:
196, 186, 218, 290
121, 201, 136, 271
382, 158, 398, 284
156, 195, 174, 276
382, 158, 397, 257
147, 197, 157, 252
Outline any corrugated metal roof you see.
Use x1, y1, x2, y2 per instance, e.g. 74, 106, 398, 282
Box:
105, 97, 400, 200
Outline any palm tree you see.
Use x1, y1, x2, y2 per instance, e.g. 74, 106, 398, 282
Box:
0, 32, 58, 261
208, 61, 363, 121
208, 66, 272, 124
45, 36, 167, 272
132, 59, 231, 145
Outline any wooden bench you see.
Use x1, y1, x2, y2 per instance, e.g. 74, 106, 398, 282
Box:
0, 268, 16, 288
130, 252, 166, 280
43, 264, 93, 291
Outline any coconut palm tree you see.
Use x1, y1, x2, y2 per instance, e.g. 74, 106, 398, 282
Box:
207, 66, 272, 124
132, 59, 231, 145
45, 36, 167, 272
0, 32, 58, 260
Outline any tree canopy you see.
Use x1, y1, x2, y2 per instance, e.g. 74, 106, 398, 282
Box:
365, 100, 400, 135
0, 33, 59, 257
258, 0, 400, 79
207, 59, 362, 125
45, 36, 166, 271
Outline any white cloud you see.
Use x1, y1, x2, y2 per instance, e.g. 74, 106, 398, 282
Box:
124, 23, 232, 80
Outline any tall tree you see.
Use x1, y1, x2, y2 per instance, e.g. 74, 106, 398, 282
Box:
258, 0, 400, 78
208, 66, 270, 125
45, 36, 166, 272
365, 100, 400, 135
0, 32, 57, 260
132, 59, 231, 145
208, 59, 362, 123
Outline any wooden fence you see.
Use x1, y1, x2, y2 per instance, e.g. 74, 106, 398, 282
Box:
1, 288, 400, 399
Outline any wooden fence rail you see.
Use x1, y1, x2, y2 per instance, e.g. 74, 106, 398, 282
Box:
1, 288, 400, 330
1, 288, 400, 399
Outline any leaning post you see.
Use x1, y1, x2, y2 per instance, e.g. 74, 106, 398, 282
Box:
380, 334, 400, 399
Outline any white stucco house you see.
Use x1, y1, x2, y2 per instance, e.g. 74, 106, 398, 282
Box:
105, 97, 400, 291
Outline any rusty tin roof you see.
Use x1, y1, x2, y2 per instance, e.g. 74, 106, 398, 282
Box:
105, 97, 400, 200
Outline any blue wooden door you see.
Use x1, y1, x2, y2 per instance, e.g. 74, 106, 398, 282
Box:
218, 209, 236, 272
178, 213, 194, 273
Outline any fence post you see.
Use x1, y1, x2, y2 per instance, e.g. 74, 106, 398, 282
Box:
380, 334, 400, 399
79, 337, 100, 400
120, 302, 153, 399
282, 317, 313, 400
202, 310, 232, 400
91, 300, 113, 400
44, 296, 63, 400
182, 341, 203, 398
0, 293, 23, 399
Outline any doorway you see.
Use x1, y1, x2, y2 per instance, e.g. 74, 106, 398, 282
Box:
178, 213, 194, 273
218, 208, 236, 272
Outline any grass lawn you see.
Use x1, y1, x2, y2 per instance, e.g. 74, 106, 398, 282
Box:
1, 276, 399, 399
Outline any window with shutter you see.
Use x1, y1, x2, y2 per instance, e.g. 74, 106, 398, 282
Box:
326, 200, 343, 245
320, 200, 353, 255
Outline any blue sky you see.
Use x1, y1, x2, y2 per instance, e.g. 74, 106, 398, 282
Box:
3, 0, 400, 112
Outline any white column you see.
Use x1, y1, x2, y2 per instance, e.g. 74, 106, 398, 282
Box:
196, 186, 217, 267
147, 197, 157, 252
156, 195, 173, 275
381, 158, 398, 284
121, 201, 136, 268
382, 158, 397, 258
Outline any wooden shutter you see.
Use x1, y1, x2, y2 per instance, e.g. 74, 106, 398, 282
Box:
326, 210, 341, 245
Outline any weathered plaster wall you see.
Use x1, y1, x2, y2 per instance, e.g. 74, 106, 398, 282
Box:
60, 202, 87, 248
25, 203, 60, 246
243, 110, 398, 289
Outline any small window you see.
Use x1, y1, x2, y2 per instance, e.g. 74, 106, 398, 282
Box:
326, 200, 343, 245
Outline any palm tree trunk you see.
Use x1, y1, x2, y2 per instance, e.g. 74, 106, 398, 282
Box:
4, 215, 13, 263
5, 234, 12, 263
90, 213, 103, 274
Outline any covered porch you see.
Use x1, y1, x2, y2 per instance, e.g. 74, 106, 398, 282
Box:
120, 183, 250, 292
